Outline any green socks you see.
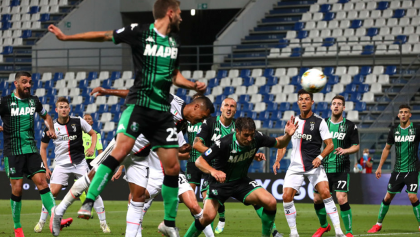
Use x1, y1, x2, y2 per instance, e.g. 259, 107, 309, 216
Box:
255, 205, 278, 233
261, 208, 276, 236
39, 188, 56, 215
10, 195, 22, 229
80, 191, 87, 204
185, 219, 204, 237
86, 156, 120, 201
377, 199, 391, 223
412, 200, 420, 224
340, 202, 353, 234
162, 174, 179, 226
314, 203, 328, 228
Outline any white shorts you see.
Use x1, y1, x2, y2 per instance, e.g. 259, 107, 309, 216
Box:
283, 166, 328, 191
122, 154, 149, 189
50, 159, 90, 186
145, 173, 193, 202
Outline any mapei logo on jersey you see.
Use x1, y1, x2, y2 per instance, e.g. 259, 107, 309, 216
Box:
293, 132, 312, 141
143, 44, 178, 59
330, 131, 346, 140
215, 140, 221, 148
187, 124, 200, 133
11, 107, 36, 116
310, 122, 315, 131
228, 148, 257, 163
205, 148, 212, 156
395, 135, 415, 142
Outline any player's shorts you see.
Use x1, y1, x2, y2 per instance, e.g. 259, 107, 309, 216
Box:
85, 159, 94, 170
284, 167, 328, 192
207, 177, 262, 205
4, 153, 46, 179
314, 172, 349, 193
50, 159, 90, 186
117, 104, 179, 151
145, 173, 193, 203
387, 171, 420, 194
186, 162, 202, 185
201, 174, 210, 194
122, 154, 149, 189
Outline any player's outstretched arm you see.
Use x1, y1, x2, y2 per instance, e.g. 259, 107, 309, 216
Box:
273, 116, 298, 149
376, 144, 392, 179
273, 148, 286, 175
48, 24, 113, 42
172, 69, 207, 93
195, 156, 226, 183
335, 144, 360, 156
41, 113, 56, 139
193, 137, 208, 153
90, 87, 129, 98
40, 142, 52, 179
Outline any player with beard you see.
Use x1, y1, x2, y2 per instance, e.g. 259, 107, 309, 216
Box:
47, 1, 206, 236
368, 105, 420, 233
0, 72, 63, 237
280, 89, 345, 237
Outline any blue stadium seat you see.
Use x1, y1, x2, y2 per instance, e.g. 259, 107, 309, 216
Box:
263, 68, 274, 77
241, 103, 254, 112
10, 0, 19, 7
83, 97, 94, 105
259, 85, 271, 95
274, 120, 286, 129
97, 105, 108, 113
327, 75, 340, 84
2, 46, 13, 55
266, 77, 278, 86
366, 28, 379, 37
258, 111, 270, 121
290, 76, 300, 86
207, 78, 220, 88
318, 109, 331, 118
385, 65, 397, 75
0, 81, 8, 90
320, 84, 332, 93
215, 95, 226, 104
299, 67, 310, 76
112, 113, 122, 123
294, 22, 304, 31
266, 102, 278, 112
30, 6, 40, 14
21, 30, 32, 38
323, 67, 335, 76
32, 81, 43, 90
350, 20, 362, 29
322, 37, 336, 47
262, 120, 274, 128
278, 39, 289, 48
294, 85, 302, 93
291, 102, 300, 112
317, 102, 328, 111
32, 73, 41, 81
92, 122, 103, 133
279, 102, 290, 112
176, 88, 187, 97
338, 0, 349, 3
320, 4, 332, 13
243, 77, 254, 86
72, 104, 84, 115
102, 79, 112, 89
323, 12, 335, 21
81, 88, 92, 97
223, 87, 235, 96
110, 71, 121, 80
358, 84, 370, 93
342, 92, 362, 102
297, 31, 308, 39
345, 84, 357, 93
53, 72, 63, 81
240, 69, 251, 78
239, 111, 257, 119
44, 81, 54, 89
360, 66, 372, 75
2, 14, 11, 22
87, 72, 98, 80
40, 13, 50, 22
394, 35, 407, 45
393, 9, 405, 18
216, 70, 227, 79
238, 95, 250, 103
291, 48, 303, 57
1, 22, 11, 30
90, 113, 99, 122
110, 104, 121, 114
376, 1, 389, 10
352, 75, 364, 84
262, 94, 274, 103
362, 45, 375, 55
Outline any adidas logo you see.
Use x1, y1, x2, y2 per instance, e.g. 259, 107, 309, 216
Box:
146, 36, 154, 43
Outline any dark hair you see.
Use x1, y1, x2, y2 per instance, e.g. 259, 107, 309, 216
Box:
399, 104, 411, 110
15, 71, 31, 81
191, 93, 204, 100
56, 97, 69, 106
153, 0, 180, 19
236, 117, 256, 132
193, 96, 215, 114
331, 95, 345, 106
298, 89, 313, 100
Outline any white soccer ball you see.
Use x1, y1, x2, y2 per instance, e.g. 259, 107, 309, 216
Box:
300, 69, 327, 93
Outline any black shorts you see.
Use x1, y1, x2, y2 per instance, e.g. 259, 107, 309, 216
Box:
4, 153, 46, 179
313, 172, 349, 194
117, 104, 179, 151
86, 159, 94, 170
186, 162, 203, 185
387, 172, 419, 194
207, 177, 262, 205
201, 174, 210, 193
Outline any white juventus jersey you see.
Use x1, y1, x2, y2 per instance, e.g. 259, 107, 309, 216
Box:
289, 113, 331, 172
42, 116, 92, 166
169, 94, 187, 132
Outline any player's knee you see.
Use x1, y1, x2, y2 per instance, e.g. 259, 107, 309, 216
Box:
202, 211, 216, 225
283, 193, 293, 203
409, 194, 418, 203
189, 203, 202, 215
337, 195, 347, 205
266, 197, 277, 210
313, 194, 323, 204
164, 162, 180, 176
11, 185, 23, 196
320, 190, 332, 200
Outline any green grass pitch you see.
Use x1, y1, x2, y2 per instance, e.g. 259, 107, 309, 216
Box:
0, 200, 418, 236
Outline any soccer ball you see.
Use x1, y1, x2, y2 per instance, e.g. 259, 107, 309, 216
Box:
300, 69, 327, 93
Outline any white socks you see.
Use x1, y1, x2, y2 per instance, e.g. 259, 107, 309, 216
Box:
56, 175, 91, 216
283, 201, 298, 235
126, 200, 144, 237
323, 197, 343, 235
39, 205, 48, 222
194, 210, 215, 237
94, 195, 106, 222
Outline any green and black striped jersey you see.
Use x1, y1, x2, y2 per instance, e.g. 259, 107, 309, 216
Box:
112, 23, 180, 112
322, 117, 359, 173
197, 116, 235, 148
0, 92, 46, 156
187, 121, 202, 163
387, 123, 420, 172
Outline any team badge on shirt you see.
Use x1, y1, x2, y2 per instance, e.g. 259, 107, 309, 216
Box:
131, 122, 139, 132
72, 124, 76, 132
310, 122, 315, 131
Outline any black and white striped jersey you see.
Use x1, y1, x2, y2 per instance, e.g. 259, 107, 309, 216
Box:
42, 116, 92, 166
168, 94, 187, 133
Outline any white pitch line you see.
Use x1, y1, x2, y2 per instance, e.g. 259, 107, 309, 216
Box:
354, 232, 418, 236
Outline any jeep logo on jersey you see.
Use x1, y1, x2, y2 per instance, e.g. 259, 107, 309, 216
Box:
62, 135, 77, 141
331, 132, 346, 140
395, 135, 415, 142
228, 148, 257, 163
11, 107, 36, 116
187, 125, 200, 133
211, 133, 221, 142
143, 44, 178, 59
293, 132, 312, 141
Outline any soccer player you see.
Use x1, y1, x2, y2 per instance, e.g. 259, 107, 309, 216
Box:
34, 97, 110, 233
368, 104, 420, 233
50, 87, 213, 236
312, 95, 359, 237
0, 72, 57, 237
184, 117, 298, 237
280, 89, 345, 237
192, 97, 237, 234
47, 0, 206, 235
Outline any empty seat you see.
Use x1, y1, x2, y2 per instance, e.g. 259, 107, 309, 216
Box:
372, 66, 384, 75
335, 11, 347, 20
406, 8, 417, 17
301, 13, 312, 22
387, 18, 398, 27
358, 10, 369, 19
70, 96, 83, 105
376, 45, 387, 54
382, 9, 393, 18
370, 83, 382, 93
398, 18, 410, 27
387, 44, 400, 54
404, 26, 415, 35
402, 44, 412, 54
361, 92, 374, 102
402, 0, 413, 9
347, 10, 358, 19
328, 20, 339, 29
366, 2, 377, 10
85, 104, 97, 114
313, 13, 323, 21
389, 1, 401, 9
391, 26, 402, 35
285, 31, 296, 39
379, 27, 390, 36
343, 2, 354, 11
282, 111, 295, 121
347, 111, 359, 121
377, 75, 390, 84
371, 10, 381, 18
365, 74, 377, 84
102, 122, 115, 132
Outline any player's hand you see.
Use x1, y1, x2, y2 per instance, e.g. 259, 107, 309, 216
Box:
273, 161, 281, 175
0, 126, 3, 132
45, 168, 52, 180
194, 82, 207, 93
179, 144, 192, 153
334, 147, 347, 155
85, 148, 95, 157
312, 157, 322, 168
285, 116, 299, 136
111, 168, 123, 181
375, 168, 382, 179
48, 24, 66, 41
90, 87, 107, 97
46, 129, 57, 139
211, 170, 226, 183
254, 153, 266, 162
